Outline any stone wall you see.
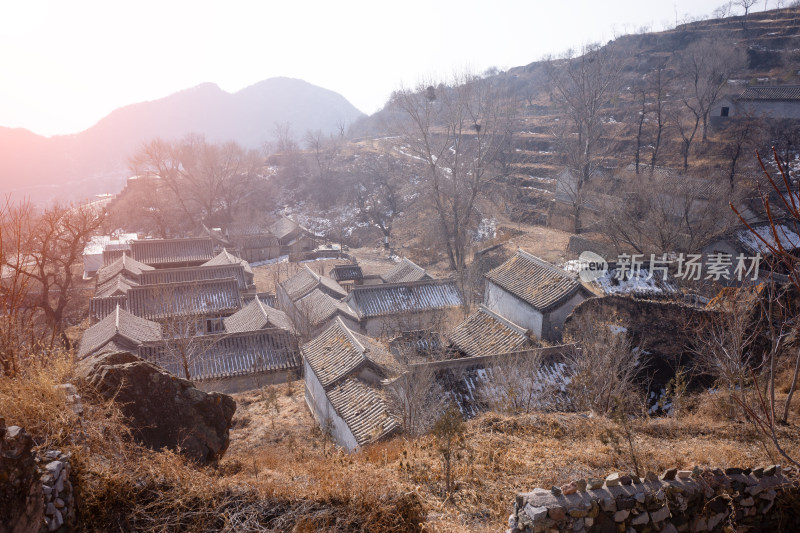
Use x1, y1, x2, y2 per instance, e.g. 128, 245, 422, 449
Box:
0, 420, 76, 533
509, 466, 798, 533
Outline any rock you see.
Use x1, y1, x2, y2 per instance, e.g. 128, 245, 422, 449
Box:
55, 497, 65, 509
645, 471, 659, 483
76, 350, 236, 464
763, 464, 779, 477
676, 470, 692, 480
630, 511, 649, 525
634, 492, 646, 504
588, 478, 604, 490
600, 496, 617, 512
584, 517, 593, 528
620, 475, 632, 485
725, 467, 743, 475
606, 472, 621, 487
524, 504, 548, 522
708, 512, 727, 530
662, 468, 678, 481
690, 515, 708, 532
45, 460, 63, 478
549, 506, 566, 521
508, 514, 518, 531
551, 485, 562, 496
739, 497, 754, 506
661, 523, 678, 533
753, 467, 764, 478
651, 505, 670, 522
630, 474, 642, 484
614, 509, 630, 522
562, 482, 578, 495
576, 479, 587, 492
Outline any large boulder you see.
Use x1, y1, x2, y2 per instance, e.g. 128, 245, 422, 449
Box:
75, 351, 236, 464
0, 421, 44, 533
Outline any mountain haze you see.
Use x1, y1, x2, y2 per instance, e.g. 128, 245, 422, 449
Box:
0, 77, 364, 204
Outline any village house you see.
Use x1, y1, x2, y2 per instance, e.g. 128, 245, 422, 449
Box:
291, 288, 362, 339
82, 233, 138, 278
329, 263, 365, 292
710, 85, 800, 122
380, 257, 431, 284
129, 237, 215, 268
78, 305, 163, 359
270, 216, 316, 254
138, 328, 301, 393
203, 223, 281, 263
344, 278, 464, 338
223, 297, 296, 335
302, 318, 401, 452
203, 249, 255, 287
447, 305, 532, 358
484, 249, 590, 342
276, 265, 348, 311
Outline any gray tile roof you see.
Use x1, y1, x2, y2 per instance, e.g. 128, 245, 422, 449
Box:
126, 278, 242, 320
241, 292, 277, 308
89, 295, 129, 322
140, 329, 300, 381
294, 289, 360, 328
96, 254, 154, 286
330, 264, 364, 282
130, 238, 215, 267
739, 86, 800, 101
224, 298, 295, 334
270, 216, 302, 241
302, 318, 395, 387
140, 264, 251, 291
485, 249, 581, 311
380, 257, 430, 284
448, 306, 531, 358
345, 279, 463, 319
203, 249, 254, 276
95, 275, 139, 298
325, 378, 401, 446
281, 265, 347, 302
78, 305, 162, 359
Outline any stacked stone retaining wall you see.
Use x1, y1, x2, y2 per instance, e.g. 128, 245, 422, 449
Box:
510, 466, 799, 532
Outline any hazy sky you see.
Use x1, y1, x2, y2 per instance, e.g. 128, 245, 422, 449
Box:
0, 0, 761, 136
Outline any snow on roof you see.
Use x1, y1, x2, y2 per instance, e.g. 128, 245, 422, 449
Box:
736, 224, 800, 255
592, 267, 676, 297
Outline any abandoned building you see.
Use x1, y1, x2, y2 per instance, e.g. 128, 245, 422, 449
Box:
344, 278, 464, 337
302, 318, 401, 452
203, 249, 255, 286
270, 215, 316, 254
277, 265, 348, 310
485, 249, 590, 342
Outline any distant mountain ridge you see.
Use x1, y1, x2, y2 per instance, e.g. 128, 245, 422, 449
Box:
0, 77, 364, 204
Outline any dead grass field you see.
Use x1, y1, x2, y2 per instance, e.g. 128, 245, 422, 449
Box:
223, 382, 800, 533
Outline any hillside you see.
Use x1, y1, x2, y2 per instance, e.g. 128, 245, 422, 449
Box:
0, 78, 364, 205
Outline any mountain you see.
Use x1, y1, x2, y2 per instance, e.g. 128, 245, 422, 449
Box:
0, 77, 364, 205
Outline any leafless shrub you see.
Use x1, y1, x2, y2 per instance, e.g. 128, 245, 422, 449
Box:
480, 351, 558, 414
386, 362, 447, 436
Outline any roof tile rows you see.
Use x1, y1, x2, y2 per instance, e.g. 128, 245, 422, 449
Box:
294, 289, 360, 329
96, 254, 154, 286
140, 264, 251, 291
224, 298, 295, 334
140, 329, 300, 381
485, 249, 581, 311
346, 279, 463, 319
203, 249, 254, 276
380, 258, 430, 284
281, 265, 347, 302
448, 305, 531, 358
329, 264, 364, 282
78, 305, 162, 359
325, 378, 401, 446
126, 278, 242, 320
130, 238, 215, 267
739, 85, 800, 101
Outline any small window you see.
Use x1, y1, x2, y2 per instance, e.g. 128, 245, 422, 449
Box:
721, 106, 730, 117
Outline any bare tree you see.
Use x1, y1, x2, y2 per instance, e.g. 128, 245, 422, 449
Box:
713, 1, 735, 18
479, 351, 559, 414
674, 37, 744, 144
432, 402, 466, 496
389, 73, 516, 270
129, 136, 265, 231
563, 316, 643, 414
5, 201, 105, 349
304, 128, 345, 205
546, 43, 625, 229
720, 111, 765, 189
386, 362, 446, 435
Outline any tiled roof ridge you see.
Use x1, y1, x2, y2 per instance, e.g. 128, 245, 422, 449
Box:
351, 277, 456, 292
477, 304, 529, 337
304, 264, 321, 281
336, 316, 366, 354
129, 276, 239, 291
516, 248, 575, 280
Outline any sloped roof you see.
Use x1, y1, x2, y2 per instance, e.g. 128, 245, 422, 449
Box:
270, 216, 302, 240
95, 275, 139, 298
126, 278, 242, 320
203, 248, 253, 275
735, 223, 800, 255
224, 298, 295, 334
346, 279, 463, 319
140, 264, 250, 291
325, 378, 401, 446
739, 86, 800, 101
78, 305, 162, 359
330, 264, 364, 282
281, 265, 347, 302
140, 329, 300, 381
89, 295, 129, 322
485, 249, 582, 311
130, 238, 214, 266
380, 257, 430, 284
303, 317, 395, 388
232, 234, 279, 250
294, 288, 359, 328
96, 253, 154, 286
448, 305, 531, 358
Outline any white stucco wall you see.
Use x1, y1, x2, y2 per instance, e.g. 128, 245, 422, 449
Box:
303, 359, 359, 452
484, 281, 543, 338
541, 290, 587, 341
